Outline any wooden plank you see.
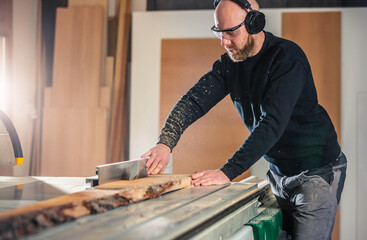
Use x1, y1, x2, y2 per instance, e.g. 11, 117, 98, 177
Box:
41, 107, 108, 177
104, 56, 114, 87
108, 0, 131, 163
99, 86, 111, 108
68, 0, 108, 85
52, 6, 104, 108
68, 0, 108, 14
282, 11, 341, 240
160, 39, 250, 182
96, 174, 191, 190
43, 87, 52, 108
0, 174, 192, 239
99, 57, 114, 108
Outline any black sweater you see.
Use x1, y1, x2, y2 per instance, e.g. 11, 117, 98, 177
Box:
158, 31, 341, 180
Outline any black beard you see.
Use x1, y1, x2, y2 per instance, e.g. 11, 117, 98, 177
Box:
227, 35, 255, 62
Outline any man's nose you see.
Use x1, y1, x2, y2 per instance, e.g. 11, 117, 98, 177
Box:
221, 37, 231, 47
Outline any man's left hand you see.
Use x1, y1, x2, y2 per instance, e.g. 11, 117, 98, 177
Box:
191, 169, 230, 186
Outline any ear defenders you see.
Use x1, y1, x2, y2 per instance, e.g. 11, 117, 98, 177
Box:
213, 0, 265, 34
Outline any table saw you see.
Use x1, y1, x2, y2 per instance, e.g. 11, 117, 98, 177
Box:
0, 175, 281, 240
0, 111, 282, 239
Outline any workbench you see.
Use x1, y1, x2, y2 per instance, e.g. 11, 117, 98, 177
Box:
0, 176, 281, 239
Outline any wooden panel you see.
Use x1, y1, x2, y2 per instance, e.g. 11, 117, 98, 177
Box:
282, 12, 341, 139
99, 57, 114, 109
104, 56, 114, 87
68, 0, 108, 85
160, 39, 250, 181
99, 86, 111, 108
51, 6, 104, 108
108, 0, 131, 163
0, 174, 192, 239
68, 0, 108, 15
41, 107, 108, 177
282, 11, 341, 240
43, 87, 52, 108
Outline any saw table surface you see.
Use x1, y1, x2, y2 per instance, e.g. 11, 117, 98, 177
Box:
0, 176, 89, 213
0, 176, 274, 240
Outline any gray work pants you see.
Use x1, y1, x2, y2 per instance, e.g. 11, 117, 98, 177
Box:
266, 154, 347, 240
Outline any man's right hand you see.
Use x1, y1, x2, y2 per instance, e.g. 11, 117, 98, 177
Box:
141, 143, 171, 175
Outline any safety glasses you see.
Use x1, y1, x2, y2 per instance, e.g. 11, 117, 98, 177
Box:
211, 20, 246, 40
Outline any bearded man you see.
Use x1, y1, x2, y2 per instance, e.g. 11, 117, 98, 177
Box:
142, 0, 347, 239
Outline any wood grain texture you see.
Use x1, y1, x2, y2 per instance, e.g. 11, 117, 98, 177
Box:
0, 174, 192, 239
282, 11, 341, 240
108, 0, 131, 163
51, 6, 104, 108
104, 56, 114, 87
68, 0, 108, 85
41, 6, 110, 177
160, 39, 250, 182
98, 57, 114, 108
41, 107, 108, 177
43, 87, 52, 108
96, 174, 191, 189
99, 86, 112, 108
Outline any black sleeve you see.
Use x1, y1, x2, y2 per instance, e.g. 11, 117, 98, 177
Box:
221, 60, 308, 180
158, 59, 230, 150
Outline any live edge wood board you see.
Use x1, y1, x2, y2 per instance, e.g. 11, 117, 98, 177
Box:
0, 174, 192, 239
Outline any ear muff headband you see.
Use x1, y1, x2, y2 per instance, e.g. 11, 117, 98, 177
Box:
213, 0, 265, 34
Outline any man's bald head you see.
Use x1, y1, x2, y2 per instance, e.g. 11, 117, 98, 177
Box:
215, 0, 260, 11
214, 0, 264, 35
214, 0, 246, 30
214, 0, 260, 28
